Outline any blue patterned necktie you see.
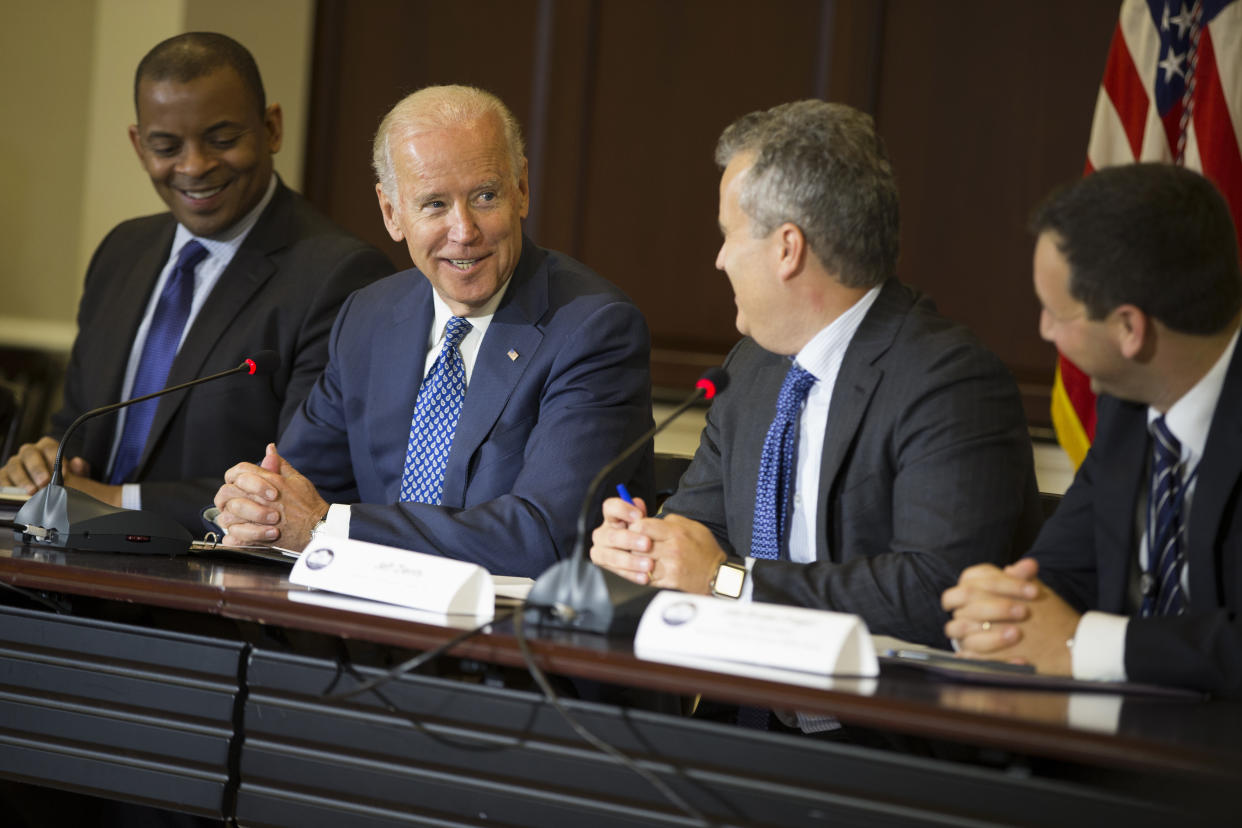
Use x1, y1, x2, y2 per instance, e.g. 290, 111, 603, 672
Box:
399, 316, 473, 504
750, 361, 817, 560
110, 240, 208, 484
1141, 416, 1187, 617
737, 361, 816, 730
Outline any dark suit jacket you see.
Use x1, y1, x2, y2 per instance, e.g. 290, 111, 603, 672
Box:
51, 181, 394, 531
1031, 339, 1242, 696
662, 279, 1042, 646
278, 237, 654, 578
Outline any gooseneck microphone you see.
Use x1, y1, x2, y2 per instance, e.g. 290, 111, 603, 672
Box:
525, 367, 729, 635
15, 351, 281, 555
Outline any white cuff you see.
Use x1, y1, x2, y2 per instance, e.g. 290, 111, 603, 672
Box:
121, 483, 142, 511
740, 557, 756, 602
318, 502, 351, 538
1070, 611, 1129, 682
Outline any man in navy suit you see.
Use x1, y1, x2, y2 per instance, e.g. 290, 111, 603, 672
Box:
213, 85, 652, 577
944, 164, 1242, 696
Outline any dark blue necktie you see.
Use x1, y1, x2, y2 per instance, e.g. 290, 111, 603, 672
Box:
750, 361, 817, 560
399, 316, 472, 504
1141, 416, 1187, 617
110, 240, 208, 484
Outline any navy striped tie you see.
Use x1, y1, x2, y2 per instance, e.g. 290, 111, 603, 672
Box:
1141, 416, 1186, 617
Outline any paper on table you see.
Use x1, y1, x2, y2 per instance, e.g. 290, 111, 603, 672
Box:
634, 592, 878, 688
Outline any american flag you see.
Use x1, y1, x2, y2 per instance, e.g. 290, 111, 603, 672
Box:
1052, 0, 1242, 468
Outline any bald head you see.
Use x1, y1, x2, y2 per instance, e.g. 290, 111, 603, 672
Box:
372, 85, 525, 200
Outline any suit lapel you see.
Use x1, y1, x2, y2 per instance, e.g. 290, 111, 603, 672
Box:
1186, 341, 1242, 607
441, 241, 548, 506
85, 221, 174, 463
373, 273, 433, 500
136, 185, 290, 476
1094, 402, 1147, 612
814, 280, 910, 559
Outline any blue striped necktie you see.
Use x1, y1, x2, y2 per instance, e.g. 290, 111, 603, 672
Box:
399, 316, 472, 504
1141, 416, 1187, 617
110, 240, 207, 484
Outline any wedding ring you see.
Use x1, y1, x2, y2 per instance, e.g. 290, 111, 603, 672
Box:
981, 621, 992, 632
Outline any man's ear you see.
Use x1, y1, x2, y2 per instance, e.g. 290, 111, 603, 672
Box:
1113, 304, 1150, 360
375, 183, 405, 242
775, 222, 807, 281
128, 124, 144, 162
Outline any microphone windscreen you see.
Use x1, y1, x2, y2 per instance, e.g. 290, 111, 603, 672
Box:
243, 350, 282, 376
696, 366, 729, 400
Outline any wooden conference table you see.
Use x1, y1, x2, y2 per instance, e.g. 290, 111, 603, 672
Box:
0, 537, 1235, 826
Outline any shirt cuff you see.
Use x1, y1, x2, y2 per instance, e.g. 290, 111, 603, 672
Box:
319, 503, 350, 538
121, 483, 142, 511
740, 557, 756, 602
1070, 611, 1129, 683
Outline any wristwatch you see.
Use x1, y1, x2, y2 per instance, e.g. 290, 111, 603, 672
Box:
709, 558, 747, 599
309, 510, 330, 541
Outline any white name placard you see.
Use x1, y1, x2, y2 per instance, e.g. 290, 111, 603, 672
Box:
634, 592, 878, 688
290, 536, 494, 617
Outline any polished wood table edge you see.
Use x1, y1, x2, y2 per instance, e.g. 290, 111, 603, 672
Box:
2, 546, 1238, 783
0, 551, 229, 615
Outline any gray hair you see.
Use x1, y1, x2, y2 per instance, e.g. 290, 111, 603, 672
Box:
372, 84, 526, 200
715, 100, 899, 288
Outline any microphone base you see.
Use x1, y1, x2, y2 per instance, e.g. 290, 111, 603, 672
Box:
14, 484, 192, 557
524, 557, 659, 636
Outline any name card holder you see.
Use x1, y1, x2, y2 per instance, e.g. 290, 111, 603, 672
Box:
290, 536, 494, 617
634, 592, 878, 688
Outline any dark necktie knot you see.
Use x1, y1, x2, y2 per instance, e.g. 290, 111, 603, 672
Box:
443, 315, 472, 351
178, 238, 208, 267
776, 362, 817, 417
1151, 416, 1181, 469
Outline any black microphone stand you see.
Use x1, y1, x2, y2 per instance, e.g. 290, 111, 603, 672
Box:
14, 354, 277, 556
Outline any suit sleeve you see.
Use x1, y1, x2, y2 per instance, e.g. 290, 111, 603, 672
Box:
346, 300, 653, 577
138, 245, 393, 531
750, 342, 1040, 647
278, 289, 365, 505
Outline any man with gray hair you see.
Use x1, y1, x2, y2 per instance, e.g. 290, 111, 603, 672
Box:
592, 101, 1041, 655
214, 85, 653, 576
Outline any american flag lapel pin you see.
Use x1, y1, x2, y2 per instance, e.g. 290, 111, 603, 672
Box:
507, 349, 519, 362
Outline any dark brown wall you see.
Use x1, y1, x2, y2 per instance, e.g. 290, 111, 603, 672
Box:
304, 0, 1121, 427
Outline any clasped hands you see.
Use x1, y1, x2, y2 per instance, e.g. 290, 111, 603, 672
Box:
589, 496, 726, 594
0, 436, 122, 507
941, 558, 1080, 676
213, 443, 327, 552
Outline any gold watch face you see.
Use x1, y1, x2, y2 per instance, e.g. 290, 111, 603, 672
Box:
713, 562, 745, 598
